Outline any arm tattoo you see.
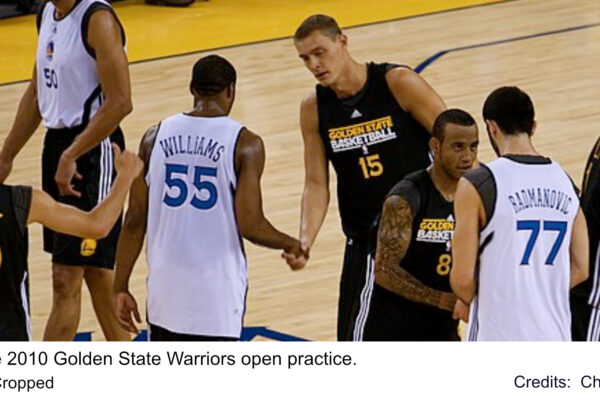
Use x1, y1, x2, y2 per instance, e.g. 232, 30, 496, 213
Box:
374, 195, 456, 312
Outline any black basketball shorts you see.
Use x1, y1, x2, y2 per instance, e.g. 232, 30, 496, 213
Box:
41, 125, 125, 269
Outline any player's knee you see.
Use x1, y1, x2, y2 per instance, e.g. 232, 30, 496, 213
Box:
52, 267, 82, 300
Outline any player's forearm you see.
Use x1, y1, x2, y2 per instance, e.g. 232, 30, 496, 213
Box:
449, 271, 476, 304
375, 267, 456, 311
299, 182, 329, 249
113, 212, 146, 293
62, 100, 131, 161
241, 217, 297, 252
0, 82, 42, 160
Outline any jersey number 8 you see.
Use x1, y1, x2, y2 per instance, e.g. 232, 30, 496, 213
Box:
163, 163, 218, 210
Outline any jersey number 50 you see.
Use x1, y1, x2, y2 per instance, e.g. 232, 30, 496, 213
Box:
43, 68, 58, 89
163, 163, 218, 210
516, 220, 567, 266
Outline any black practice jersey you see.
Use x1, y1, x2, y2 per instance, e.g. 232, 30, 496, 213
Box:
573, 137, 600, 303
316, 62, 431, 238
387, 170, 454, 291
0, 184, 32, 341
363, 169, 457, 341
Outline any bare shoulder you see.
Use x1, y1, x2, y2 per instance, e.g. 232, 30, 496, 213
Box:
138, 124, 160, 160
87, 7, 123, 48
88, 8, 120, 31
234, 128, 265, 174
300, 90, 318, 112
299, 90, 319, 138
385, 66, 425, 93
382, 194, 412, 216
237, 128, 264, 154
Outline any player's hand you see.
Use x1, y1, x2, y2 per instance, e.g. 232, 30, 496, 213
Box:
113, 291, 142, 334
55, 151, 82, 197
0, 153, 13, 183
113, 144, 143, 182
452, 299, 470, 323
281, 240, 309, 271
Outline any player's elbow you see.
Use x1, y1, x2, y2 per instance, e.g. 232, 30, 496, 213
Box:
572, 260, 589, 286
238, 218, 263, 242
86, 220, 113, 239
106, 96, 133, 119
117, 98, 133, 118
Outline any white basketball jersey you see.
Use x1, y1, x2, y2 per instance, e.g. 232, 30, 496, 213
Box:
145, 114, 246, 338
36, 0, 120, 129
467, 157, 578, 341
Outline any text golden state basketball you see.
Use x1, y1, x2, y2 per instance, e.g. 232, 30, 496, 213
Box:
416, 216, 455, 244
328, 116, 397, 153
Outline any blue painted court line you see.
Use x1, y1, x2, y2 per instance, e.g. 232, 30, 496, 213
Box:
415, 22, 600, 73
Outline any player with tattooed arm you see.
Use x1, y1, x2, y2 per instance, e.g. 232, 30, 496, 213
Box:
357, 109, 478, 340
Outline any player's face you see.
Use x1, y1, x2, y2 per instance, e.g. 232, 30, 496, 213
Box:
295, 31, 347, 87
438, 123, 479, 180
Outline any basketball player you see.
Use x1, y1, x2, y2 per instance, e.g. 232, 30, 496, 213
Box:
0, 0, 131, 340
0, 146, 142, 341
284, 14, 446, 340
113, 55, 304, 341
570, 136, 600, 341
450, 86, 589, 341
355, 109, 478, 341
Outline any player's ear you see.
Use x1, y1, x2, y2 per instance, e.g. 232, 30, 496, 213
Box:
338, 33, 348, 47
429, 136, 440, 157
485, 120, 498, 137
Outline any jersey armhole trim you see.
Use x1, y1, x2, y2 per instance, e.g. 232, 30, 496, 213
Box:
36, 1, 48, 32
465, 164, 496, 231
232, 126, 245, 187
143, 122, 161, 181
81, 3, 127, 59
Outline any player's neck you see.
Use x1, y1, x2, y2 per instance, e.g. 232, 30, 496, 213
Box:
428, 166, 457, 202
498, 134, 538, 157
187, 100, 228, 117
53, 0, 78, 18
330, 60, 367, 98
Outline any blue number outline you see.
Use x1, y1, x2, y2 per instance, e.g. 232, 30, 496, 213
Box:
163, 163, 188, 207
163, 163, 218, 210
516, 220, 540, 265
191, 166, 218, 210
543, 221, 567, 265
516, 219, 568, 266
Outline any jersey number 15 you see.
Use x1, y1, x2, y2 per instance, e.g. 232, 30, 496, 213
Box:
163, 163, 218, 210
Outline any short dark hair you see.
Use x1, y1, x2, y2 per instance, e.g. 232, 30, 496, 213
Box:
294, 14, 342, 41
190, 55, 236, 96
432, 109, 477, 141
482, 86, 535, 135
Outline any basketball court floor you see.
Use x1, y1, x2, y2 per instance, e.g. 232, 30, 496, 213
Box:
0, 0, 598, 340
